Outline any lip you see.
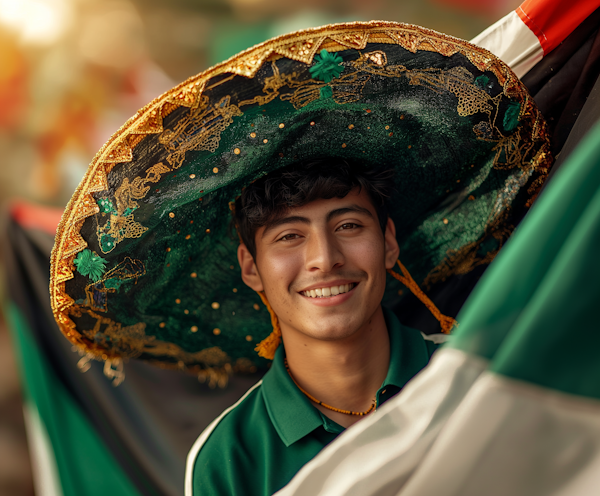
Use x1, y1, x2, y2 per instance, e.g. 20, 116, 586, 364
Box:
298, 282, 358, 307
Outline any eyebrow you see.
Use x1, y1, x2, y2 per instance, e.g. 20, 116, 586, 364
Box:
261, 204, 374, 238
326, 205, 373, 223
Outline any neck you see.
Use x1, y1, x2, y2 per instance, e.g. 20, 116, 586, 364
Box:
282, 306, 390, 428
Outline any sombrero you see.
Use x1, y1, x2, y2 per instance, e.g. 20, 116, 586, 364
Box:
50, 21, 551, 386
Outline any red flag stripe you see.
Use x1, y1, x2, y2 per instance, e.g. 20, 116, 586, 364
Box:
517, 0, 600, 55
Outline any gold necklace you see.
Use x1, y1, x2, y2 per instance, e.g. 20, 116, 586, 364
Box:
284, 359, 376, 416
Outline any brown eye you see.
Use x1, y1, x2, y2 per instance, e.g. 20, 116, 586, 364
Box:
279, 233, 300, 241
337, 223, 359, 230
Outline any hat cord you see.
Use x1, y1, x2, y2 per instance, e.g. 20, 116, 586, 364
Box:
255, 291, 282, 359
255, 258, 457, 360
387, 260, 457, 334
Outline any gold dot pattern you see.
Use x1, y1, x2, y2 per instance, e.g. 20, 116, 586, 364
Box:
245, 335, 252, 342
212, 302, 220, 309
250, 132, 256, 138
234, 148, 241, 154
191, 326, 198, 333
213, 328, 221, 335
175, 299, 181, 304
213, 167, 219, 173
169, 212, 175, 218
253, 303, 260, 310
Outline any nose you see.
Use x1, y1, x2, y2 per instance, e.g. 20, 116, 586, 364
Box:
304, 230, 344, 272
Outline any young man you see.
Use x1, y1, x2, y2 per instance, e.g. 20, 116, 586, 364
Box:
187, 160, 443, 495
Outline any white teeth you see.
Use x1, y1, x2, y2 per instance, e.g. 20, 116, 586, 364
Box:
303, 283, 355, 298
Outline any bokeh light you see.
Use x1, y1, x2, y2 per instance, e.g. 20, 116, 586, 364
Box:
0, 0, 73, 45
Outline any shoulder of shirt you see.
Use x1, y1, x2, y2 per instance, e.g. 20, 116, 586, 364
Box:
184, 379, 264, 496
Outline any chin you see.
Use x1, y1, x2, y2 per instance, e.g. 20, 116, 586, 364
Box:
300, 315, 366, 341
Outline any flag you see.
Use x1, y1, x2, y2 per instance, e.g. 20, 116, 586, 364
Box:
471, 0, 600, 77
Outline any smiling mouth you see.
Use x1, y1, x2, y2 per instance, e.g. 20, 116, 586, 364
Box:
300, 283, 357, 298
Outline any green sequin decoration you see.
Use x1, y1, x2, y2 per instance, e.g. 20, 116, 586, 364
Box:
310, 49, 344, 83
504, 101, 521, 132
320, 86, 333, 99
74, 249, 107, 281
97, 198, 116, 215
475, 75, 490, 90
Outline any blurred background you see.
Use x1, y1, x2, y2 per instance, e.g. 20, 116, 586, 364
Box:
0, 0, 521, 494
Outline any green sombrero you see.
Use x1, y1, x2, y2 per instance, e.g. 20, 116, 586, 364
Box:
50, 21, 551, 385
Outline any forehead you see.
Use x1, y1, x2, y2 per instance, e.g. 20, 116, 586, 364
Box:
284, 188, 375, 217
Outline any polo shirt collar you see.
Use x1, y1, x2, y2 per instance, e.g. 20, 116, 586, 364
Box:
261, 345, 324, 447
381, 306, 430, 390
261, 307, 429, 447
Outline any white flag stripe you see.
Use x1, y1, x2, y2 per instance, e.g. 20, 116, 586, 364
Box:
471, 10, 543, 78
277, 349, 600, 496
275, 349, 488, 496
400, 372, 600, 496
420, 332, 450, 344
22, 402, 64, 496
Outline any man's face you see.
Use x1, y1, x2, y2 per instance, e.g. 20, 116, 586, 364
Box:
238, 188, 399, 342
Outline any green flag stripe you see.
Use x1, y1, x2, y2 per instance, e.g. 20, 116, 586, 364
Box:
450, 121, 600, 399
6, 303, 142, 496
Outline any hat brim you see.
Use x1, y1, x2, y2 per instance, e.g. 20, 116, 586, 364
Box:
50, 21, 552, 376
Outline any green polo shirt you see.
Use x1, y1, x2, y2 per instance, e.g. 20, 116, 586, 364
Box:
188, 307, 441, 496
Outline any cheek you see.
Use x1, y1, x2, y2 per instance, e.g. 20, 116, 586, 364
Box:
257, 249, 303, 294
347, 236, 386, 272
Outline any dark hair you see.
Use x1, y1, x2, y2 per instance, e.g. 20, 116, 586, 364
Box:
234, 158, 395, 258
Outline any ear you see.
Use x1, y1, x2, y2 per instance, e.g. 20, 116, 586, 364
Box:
384, 217, 400, 270
237, 244, 264, 292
